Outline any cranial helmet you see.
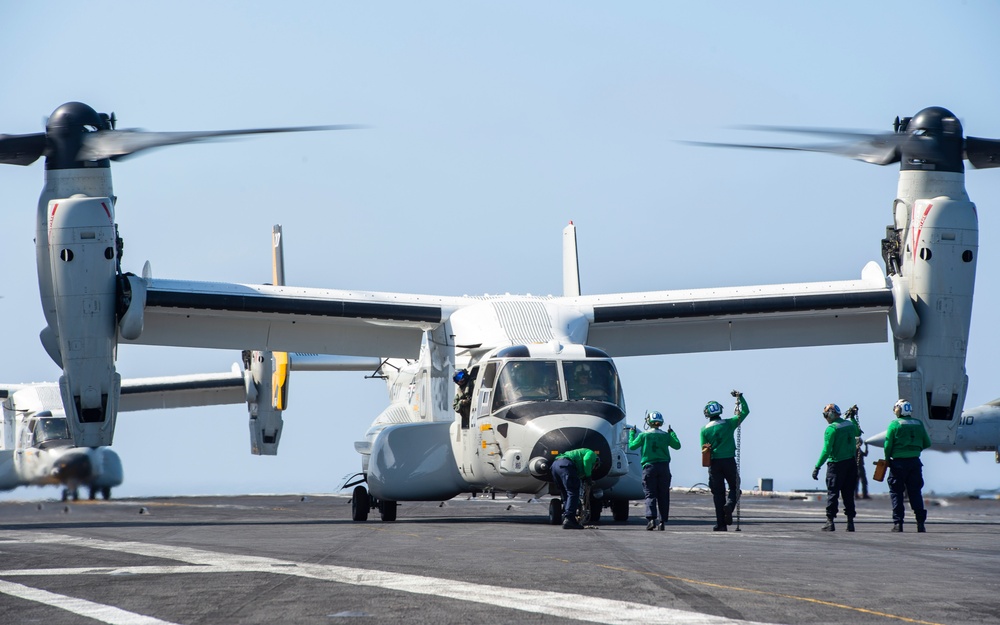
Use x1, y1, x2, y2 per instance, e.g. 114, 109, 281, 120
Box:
453, 370, 469, 385
704, 401, 723, 418
645, 410, 664, 428
823, 403, 842, 419
893, 399, 913, 417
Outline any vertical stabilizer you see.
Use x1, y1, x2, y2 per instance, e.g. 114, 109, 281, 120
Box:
563, 221, 581, 297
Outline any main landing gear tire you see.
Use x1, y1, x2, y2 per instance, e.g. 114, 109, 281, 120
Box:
611, 498, 630, 522
351, 485, 370, 522
379, 499, 397, 522
548, 498, 563, 525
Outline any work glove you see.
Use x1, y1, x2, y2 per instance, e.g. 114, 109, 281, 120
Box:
811, 467, 820, 480
667, 425, 673, 433
730, 389, 742, 398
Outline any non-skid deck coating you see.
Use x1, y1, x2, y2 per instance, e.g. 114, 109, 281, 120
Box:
1, 490, 997, 624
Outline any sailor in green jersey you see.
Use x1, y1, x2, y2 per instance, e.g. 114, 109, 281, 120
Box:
628, 410, 681, 531
884, 399, 932, 532
812, 403, 861, 532
700, 391, 749, 531
551, 448, 601, 530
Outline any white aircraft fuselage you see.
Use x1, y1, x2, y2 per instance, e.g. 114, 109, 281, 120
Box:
0, 385, 123, 499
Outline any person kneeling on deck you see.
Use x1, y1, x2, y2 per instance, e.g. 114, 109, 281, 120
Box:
551, 448, 600, 530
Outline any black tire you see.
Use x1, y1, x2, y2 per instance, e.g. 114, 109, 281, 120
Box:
548, 498, 563, 525
611, 498, 630, 522
101, 487, 111, 500
351, 485, 370, 522
380, 500, 397, 522
88, 488, 97, 500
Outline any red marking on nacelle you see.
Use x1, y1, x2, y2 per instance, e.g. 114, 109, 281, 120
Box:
101, 202, 112, 221
912, 203, 934, 264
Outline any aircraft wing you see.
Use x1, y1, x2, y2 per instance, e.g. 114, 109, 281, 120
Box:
569, 261, 893, 357
124, 279, 470, 359
1, 370, 246, 416
119, 370, 245, 412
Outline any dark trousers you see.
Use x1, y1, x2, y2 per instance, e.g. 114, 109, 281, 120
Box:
551, 457, 580, 520
888, 457, 927, 526
708, 457, 740, 526
641, 462, 672, 522
825, 458, 857, 520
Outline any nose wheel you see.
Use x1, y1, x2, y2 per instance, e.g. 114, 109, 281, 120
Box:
351, 485, 370, 521
548, 498, 563, 524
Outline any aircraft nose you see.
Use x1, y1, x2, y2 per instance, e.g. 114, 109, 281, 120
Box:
52, 452, 93, 482
529, 425, 613, 480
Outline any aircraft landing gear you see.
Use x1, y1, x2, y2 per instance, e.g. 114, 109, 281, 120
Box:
379, 499, 398, 522
350, 484, 397, 522
610, 498, 630, 522
548, 498, 562, 525
351, 485, 370, 522
101, 487, 112, 500
61, 488, 79, 502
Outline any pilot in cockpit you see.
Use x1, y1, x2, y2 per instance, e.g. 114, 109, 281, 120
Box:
568, 364, 601, 400
31, 416, 72, 446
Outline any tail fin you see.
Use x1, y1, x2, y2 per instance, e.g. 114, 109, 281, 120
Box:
563, 221, 581, 297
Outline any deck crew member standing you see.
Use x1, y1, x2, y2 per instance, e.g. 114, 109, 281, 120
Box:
628, 410, 681, 531
812, 404, 861, 532
700, 390, 749, 531
884, 399, 932, 533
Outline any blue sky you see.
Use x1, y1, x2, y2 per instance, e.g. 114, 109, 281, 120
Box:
2, 1, 1000, 501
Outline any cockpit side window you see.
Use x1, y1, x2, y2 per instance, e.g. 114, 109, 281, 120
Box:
492, 361, 561, 411
563, 360, 623, 408
32, 417, 72, 446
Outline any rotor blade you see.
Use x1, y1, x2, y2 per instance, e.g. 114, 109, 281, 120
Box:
681, 138, 901, 166
0, 132, 46, 166
965, 136, 1000, 169
78, 125, 365, 162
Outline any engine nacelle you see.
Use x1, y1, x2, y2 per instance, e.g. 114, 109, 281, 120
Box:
367, 422, 469, 501
894, 190, 978, 445
244, 350, 284, 455
48, 196, 120, 447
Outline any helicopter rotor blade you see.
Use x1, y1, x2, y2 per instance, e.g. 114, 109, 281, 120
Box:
965, 136, 1000, 169
0, 132, 46, 166
78, 124, 365, 162
681, 134, 902, 166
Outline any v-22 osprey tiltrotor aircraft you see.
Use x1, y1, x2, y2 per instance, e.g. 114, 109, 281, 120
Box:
0, 369, 247, 500
1, 103, 998, 522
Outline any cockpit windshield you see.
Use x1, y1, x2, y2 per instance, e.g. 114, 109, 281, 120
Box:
563, 360, 621, 405
493, 361, 561, 409
32, 417, 72, 446
491, 359, 624, 412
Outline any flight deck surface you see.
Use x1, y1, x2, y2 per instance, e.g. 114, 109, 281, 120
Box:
1, 490, 998, 624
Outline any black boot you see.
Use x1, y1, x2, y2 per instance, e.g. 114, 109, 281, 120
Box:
646, 519, 656, 531
821, 518, 835, 532
891, 523, 903, 532
917, 521, 926, 533
846, 519, 855, 532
